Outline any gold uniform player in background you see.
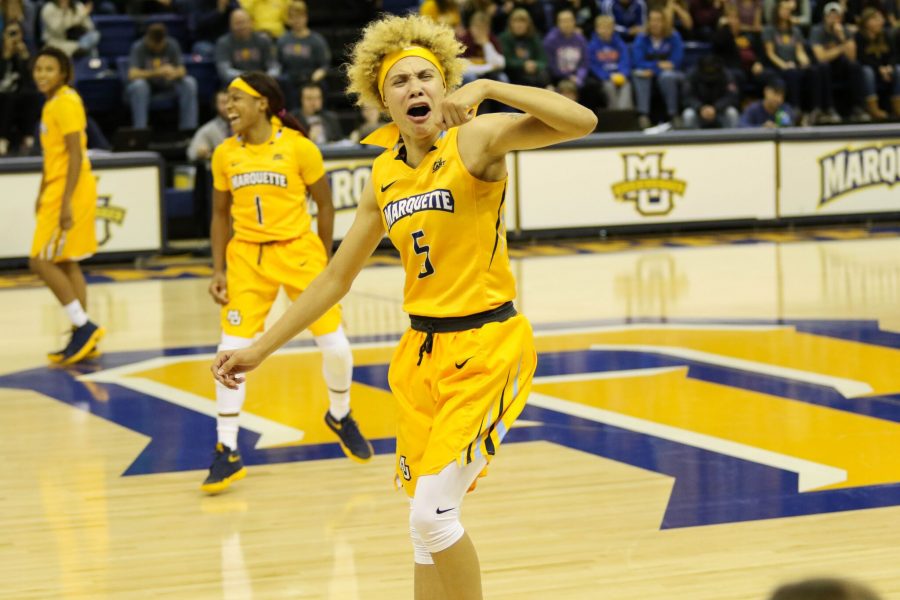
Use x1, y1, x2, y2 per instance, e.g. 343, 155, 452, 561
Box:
202, 72, 372, 494
30, 46, 105, 366
213, 15, 596, 600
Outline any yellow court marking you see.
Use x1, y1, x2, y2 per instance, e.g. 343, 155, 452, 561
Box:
533, 368, 900, 490
132, 346, 398, 446
580, 327, 900, 397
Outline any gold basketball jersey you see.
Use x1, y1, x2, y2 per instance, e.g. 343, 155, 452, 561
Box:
372, 127, 516, 318
212, 126, 325, 243
40, 85, 91, 184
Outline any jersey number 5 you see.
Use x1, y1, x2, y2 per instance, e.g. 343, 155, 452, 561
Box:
411, 230, 434, 279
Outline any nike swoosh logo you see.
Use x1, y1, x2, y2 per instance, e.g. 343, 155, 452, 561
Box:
228, 455, 240, 463
381, 180, 398, 192
435, 507, 456, 514
455, 357, 473, 369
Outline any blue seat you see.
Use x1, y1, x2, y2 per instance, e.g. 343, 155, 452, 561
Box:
682, 41, 712, 73
77, 77, 122, 114
94, 15, 138, 59
74, 57, 121, 114
184, 56, 219, 109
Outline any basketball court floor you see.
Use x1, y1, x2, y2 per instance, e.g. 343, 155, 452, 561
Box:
3, 227, 900, 599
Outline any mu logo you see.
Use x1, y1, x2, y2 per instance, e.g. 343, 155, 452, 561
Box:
611, 152, 687, 216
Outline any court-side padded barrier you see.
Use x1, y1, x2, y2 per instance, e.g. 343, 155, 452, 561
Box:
1, 126, 898, 264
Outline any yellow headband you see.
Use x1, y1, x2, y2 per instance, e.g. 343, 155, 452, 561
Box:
229, 77, 262, 98
377, 46, 446, 102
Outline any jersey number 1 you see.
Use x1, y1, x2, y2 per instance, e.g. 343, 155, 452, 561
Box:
411, 230, 434, 279
255, 196, 263, 225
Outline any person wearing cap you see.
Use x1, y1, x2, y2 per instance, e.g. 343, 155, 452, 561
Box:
125, 22, 198, 131
739, 77, 795, 126
810, 1, 870, 122
211, 14, 596, 598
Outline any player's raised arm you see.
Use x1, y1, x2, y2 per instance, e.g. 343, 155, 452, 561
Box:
443, 79, 597, 160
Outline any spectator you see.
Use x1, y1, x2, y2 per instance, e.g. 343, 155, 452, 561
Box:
601, 0, 648, 40
499, 8, 551, 88
713, 2, 770, 90
763, 0, 833, 123
0, 20, 39, 155
239, 0, 290, 38
666, 0, 695, 36
187, 88, 230, 160
459, 11, 506, 84
768, 577, 882, 600
420, 0, 463, 35
290, 82, 342, 145
278, 1, 330, 108
40, 0, 99, 58
545, 8, 605, 110
492, 0, 547, 37
764, 0, 811, 26
2, 0, 37, 48
690, 0, 725, 40
544, 8, 588, 85
553, 0, 601, 36
215, 8, 279, 83
810, 0, 855, 24
811, 2, 869, 122
740, 77, 794, 125
632, 8, 685, 127
856, 7, 900, 118
459, 0, 500, 34
126, 23, 198, 131
192, 0, 236, 58
682, 54, 740, 127
349, 104, 386, 144
732, 0, 762, 32
586, 14, 634, 109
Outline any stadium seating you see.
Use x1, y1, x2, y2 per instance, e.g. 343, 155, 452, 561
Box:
93, 15, 138, 60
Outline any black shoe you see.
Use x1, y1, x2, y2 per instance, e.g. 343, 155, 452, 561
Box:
325, 411, 373, 463
58, 321, 105, 366
48, 327, 101, 363
200, 443, 247, 494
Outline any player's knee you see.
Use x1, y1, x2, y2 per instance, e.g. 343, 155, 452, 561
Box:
315, 328, 353, 380
409, 497, 464, 554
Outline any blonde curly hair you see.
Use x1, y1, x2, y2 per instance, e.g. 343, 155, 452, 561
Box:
346, 14, 466, 109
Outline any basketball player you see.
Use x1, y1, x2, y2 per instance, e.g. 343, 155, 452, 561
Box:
212, 16, 596, 599
203, 72, 372, 494
30, 47, 104, 366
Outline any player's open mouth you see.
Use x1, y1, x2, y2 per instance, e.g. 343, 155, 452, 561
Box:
406, 103, 431, 123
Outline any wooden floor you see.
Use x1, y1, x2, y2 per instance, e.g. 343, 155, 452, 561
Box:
3, 230, 900, 599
